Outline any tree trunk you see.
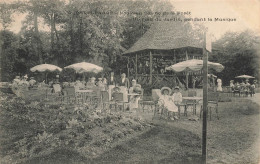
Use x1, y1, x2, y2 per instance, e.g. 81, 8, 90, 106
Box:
34, 12, 43, 64
50, 12, 54, 52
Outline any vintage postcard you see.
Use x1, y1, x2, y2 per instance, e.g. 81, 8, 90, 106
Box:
0, 0, 259, 163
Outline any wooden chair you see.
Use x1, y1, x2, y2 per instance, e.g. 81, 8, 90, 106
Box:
62, 87, 76, 104
186, 90, 197, 114
200, 92, 219, 120
101, 91, 111, 112
91, 87, 102, 107
111, 92, 128, 111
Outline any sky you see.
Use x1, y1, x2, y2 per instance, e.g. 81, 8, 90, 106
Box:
0, 0, 259, 39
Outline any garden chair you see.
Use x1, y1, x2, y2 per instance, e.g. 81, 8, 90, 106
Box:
62, 87, 77, 104
91, 87, 102, 107
111, 92, 128, 112
233, 87, 240, 97
101, 91, 111, 112
139, 89, 155, 112
185, 90, 197, 114
200, 92, 219, 120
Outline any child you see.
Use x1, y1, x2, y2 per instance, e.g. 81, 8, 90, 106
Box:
158, 87, 178, 120
172, 86, 182, 105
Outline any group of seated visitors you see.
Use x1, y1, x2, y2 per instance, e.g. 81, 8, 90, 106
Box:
230, 79, 256, 96
12, 75, 37, 90
158, 86, 183, 120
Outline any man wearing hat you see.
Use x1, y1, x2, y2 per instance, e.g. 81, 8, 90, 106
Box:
118, 73, 129, 102
158, 87, 178, 120
107, 72, 116, 100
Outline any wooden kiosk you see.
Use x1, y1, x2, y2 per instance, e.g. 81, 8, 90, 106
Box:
123, 21, 204, 89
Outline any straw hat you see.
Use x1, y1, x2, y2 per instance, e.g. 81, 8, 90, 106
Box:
15, 76, 20, 79
161, 87, 172, 95
91, 77, 96, 80
174, 86, 180, 90
113, 86, 121, 92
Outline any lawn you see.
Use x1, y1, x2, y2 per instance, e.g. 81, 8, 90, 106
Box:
0, 92, 259, 164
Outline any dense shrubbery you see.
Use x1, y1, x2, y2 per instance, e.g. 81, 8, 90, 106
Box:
0, 92, 152, 163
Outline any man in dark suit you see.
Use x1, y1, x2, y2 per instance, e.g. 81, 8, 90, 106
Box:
118, 73, 130, 88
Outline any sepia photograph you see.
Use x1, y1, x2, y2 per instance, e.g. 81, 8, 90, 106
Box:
0, 0, 259, 163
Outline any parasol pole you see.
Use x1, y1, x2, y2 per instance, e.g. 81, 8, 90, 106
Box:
186, 71, 189, 90
185, 51, 189, 90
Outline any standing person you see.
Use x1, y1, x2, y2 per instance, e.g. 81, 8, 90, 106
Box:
129, 80, 142, 110
118, 73, 130, 102
29, 77, 37, 88
107, 72, 116, 100
102, 78, 108, 90
230, 80, 235, 91
216, 78, 222, 92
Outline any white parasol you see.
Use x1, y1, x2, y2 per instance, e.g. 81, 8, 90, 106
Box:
235, 75, 255, 79
166, 59, 224, 72
166, 59, 224, 89
64, 62, 103, 74
30, 64, 62, 72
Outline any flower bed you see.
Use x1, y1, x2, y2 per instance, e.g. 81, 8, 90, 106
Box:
0, 92, 152, 163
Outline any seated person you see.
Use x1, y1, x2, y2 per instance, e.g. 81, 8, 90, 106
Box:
18, 75, 29, 90
111, 86, 121, 101
29, 77, 37, 88
129, 82, 142, 110
75, 78, 84, 90
158, 87, 179, 120
97, 78, 106, 91
129, 79, 137, 93
86, 77, 96, 89
172, 86, 182, 105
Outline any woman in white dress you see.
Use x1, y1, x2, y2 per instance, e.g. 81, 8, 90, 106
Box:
158, 87, 179, 120
129, 80, 141, 110
217, 78, 222, 92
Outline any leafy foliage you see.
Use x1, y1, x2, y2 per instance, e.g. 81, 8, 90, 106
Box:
211, 30, 260, 85
0, 92, 151, 163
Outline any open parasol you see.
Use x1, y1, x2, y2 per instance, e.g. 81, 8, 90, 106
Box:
166, 59, 224, 72
30, 64, 62, 72
30, 64, 62, 83
235, 75, 255, 79
166, 59, 224, 89
64, 62, 103, 74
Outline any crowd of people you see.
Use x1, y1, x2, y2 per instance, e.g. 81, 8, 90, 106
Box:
229, 79, 257, 96
11, 73, 144, 111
